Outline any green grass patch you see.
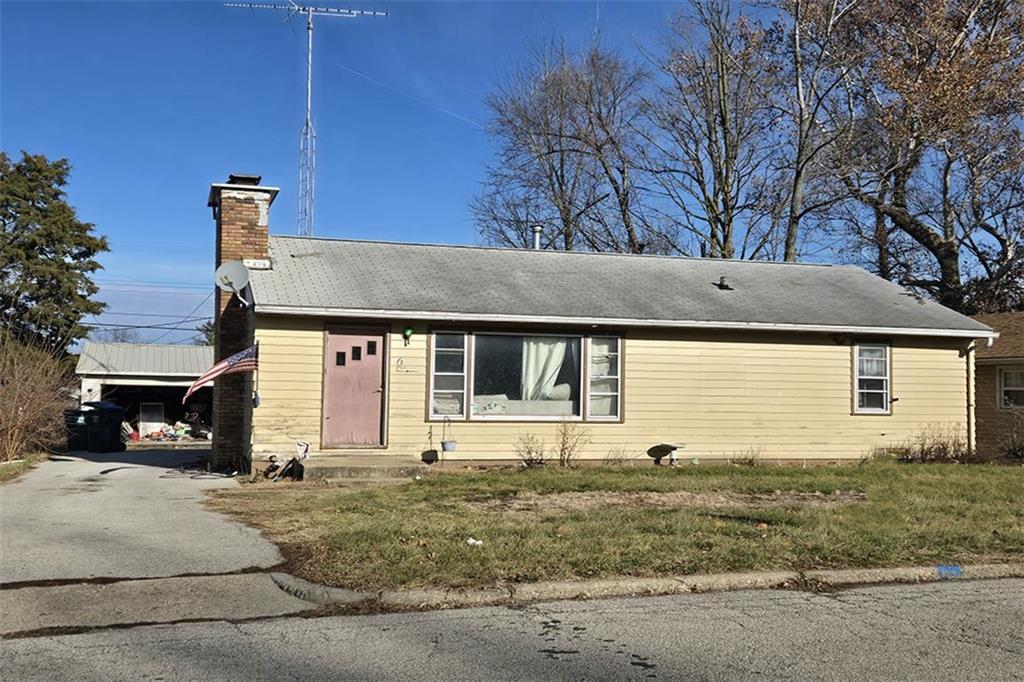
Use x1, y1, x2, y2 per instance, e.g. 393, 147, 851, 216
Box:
209, 460, 1024, 591
0, 453, 46, 484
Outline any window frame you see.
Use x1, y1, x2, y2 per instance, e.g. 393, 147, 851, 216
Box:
853, 342, 892, 415
586, 336, 623, 421
427, 331, 624, 423
428, 332, 468, 420
998, 366, 1024, 410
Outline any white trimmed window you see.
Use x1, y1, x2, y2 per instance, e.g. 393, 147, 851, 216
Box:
429, 332, 622, 422
854, 343, 890, 414
587, 336, 621, 420
1000, 368, 1024, 409
430, 333, 466, 418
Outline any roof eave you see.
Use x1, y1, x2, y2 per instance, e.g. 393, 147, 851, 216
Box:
253, 304, 998, 340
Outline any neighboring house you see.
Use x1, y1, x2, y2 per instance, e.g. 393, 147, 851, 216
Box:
76, 342, 214, 431
972, 312, 1024, 456
206, 175, 997, 468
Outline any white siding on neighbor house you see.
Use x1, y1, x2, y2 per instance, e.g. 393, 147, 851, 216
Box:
252, 315, 971, 461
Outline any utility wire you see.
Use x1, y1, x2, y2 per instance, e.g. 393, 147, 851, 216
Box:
149, 289, 215, 343
87, 311, 215, 319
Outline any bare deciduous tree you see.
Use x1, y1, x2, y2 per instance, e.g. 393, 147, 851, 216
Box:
825, 0, 1024, 311
643, 0, 781, 258
472, 44, 605, 251
770, 0, 865, 261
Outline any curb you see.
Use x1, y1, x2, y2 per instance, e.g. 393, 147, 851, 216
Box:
271, 563, 1024, 611
269, 573, 374, 606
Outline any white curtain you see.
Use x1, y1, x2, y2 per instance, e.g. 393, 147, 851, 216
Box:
521, 337, 567, 400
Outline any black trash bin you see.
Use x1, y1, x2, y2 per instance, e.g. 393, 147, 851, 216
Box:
82, 401, 126, 453
64, 409, 88, 451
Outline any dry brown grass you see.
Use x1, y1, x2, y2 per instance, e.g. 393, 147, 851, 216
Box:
208, 461, 1024, 592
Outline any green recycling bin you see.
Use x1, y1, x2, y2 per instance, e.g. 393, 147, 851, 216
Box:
82, 401, 126, 453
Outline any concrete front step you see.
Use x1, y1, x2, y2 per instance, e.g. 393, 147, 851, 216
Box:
302, 456, 427, 481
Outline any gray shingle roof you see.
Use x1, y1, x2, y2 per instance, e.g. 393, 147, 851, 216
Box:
248, 236, 994, 338
76, 342, 214, 377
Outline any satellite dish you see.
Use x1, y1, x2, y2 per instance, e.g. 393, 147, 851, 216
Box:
215, 261, 251, 306
215, 261, 250, 293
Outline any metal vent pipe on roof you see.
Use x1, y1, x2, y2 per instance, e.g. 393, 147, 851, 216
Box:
532, 224, 543, 250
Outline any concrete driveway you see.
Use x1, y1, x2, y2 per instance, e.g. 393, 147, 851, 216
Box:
0, 449, 283, 584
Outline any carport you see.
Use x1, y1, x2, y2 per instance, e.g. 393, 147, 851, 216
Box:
76, 341, 214, 432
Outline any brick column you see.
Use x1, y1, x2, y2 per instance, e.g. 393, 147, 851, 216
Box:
207, 175, 278, 470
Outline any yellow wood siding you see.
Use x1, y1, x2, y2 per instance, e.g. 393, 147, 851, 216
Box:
253, 316, 972, 461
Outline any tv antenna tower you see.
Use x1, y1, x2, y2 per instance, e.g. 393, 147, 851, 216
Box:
225, 2, 387, 237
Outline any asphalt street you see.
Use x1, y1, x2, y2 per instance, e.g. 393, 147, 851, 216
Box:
4, 578, 1022, 681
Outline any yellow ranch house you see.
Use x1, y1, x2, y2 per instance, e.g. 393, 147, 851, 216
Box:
205, 174, 997, 473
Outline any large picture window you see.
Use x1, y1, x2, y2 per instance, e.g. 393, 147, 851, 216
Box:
429, 332, 622, 421
473, 334, 581, 418
854, 343, 890, 414
1000, 367, 1024, 409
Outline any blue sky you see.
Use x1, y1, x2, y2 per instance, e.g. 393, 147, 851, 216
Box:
3, 1, 679, 343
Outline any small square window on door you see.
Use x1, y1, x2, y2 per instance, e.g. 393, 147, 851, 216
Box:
335, 351, 346, 366
352, 346, 362, 361
367, 340, 377, 356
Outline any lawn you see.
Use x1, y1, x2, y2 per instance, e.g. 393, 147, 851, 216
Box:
207, 460, 1024, 591
0, 453, 45, 484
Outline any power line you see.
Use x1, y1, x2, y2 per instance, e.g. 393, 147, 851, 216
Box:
150, 289, 215, 343
84, 319, 210, 332
94, 278, 212, 290
226, 2, 388, 237
87, 311, 215, 319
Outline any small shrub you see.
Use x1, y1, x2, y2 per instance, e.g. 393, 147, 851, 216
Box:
515, 432, 546, 468
728, 446, 764, 467
896, 425, 970, 463
554, 419, 589, 468
998, 412, 1024, 462
603, 446, 633, 466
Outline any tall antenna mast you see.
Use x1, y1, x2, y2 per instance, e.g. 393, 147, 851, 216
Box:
225, 2, 387, 237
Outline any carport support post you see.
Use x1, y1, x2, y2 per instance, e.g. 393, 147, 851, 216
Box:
207, 175, 278, 471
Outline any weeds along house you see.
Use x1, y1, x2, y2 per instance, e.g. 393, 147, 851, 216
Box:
207, 175, 997, 469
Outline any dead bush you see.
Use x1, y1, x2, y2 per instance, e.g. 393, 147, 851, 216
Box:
603, 446, 633, 466
515, 432, 546, 468
728, 446, 764, 467
554, 419, 589, 468
896, 425, 971, 463
996, 412, 1024, 462
0, 334, 75, 462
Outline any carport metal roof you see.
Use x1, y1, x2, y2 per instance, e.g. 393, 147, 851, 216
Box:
76, 342, 214, 378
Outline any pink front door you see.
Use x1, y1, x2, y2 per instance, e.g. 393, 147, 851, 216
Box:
323, 330, 385, 447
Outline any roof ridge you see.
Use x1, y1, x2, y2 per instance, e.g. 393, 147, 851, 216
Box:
268, 234, 836, 268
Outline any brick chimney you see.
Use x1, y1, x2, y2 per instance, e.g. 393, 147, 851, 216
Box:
207, 174, 278, 470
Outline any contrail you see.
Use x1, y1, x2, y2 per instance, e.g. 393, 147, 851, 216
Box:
336, 63, 485, 130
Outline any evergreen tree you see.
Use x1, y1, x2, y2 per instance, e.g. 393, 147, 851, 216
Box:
0, 152, 108, 349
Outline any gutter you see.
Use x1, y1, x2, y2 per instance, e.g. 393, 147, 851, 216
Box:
253, 304, 999, 341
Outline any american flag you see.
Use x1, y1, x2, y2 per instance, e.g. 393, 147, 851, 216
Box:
182, 344, 258, 404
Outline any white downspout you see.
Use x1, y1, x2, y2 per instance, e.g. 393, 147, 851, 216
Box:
966, 341, 976, 454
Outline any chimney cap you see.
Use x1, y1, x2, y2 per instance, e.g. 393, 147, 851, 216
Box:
228, 173, 262, 186
208, 175, 280, 208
